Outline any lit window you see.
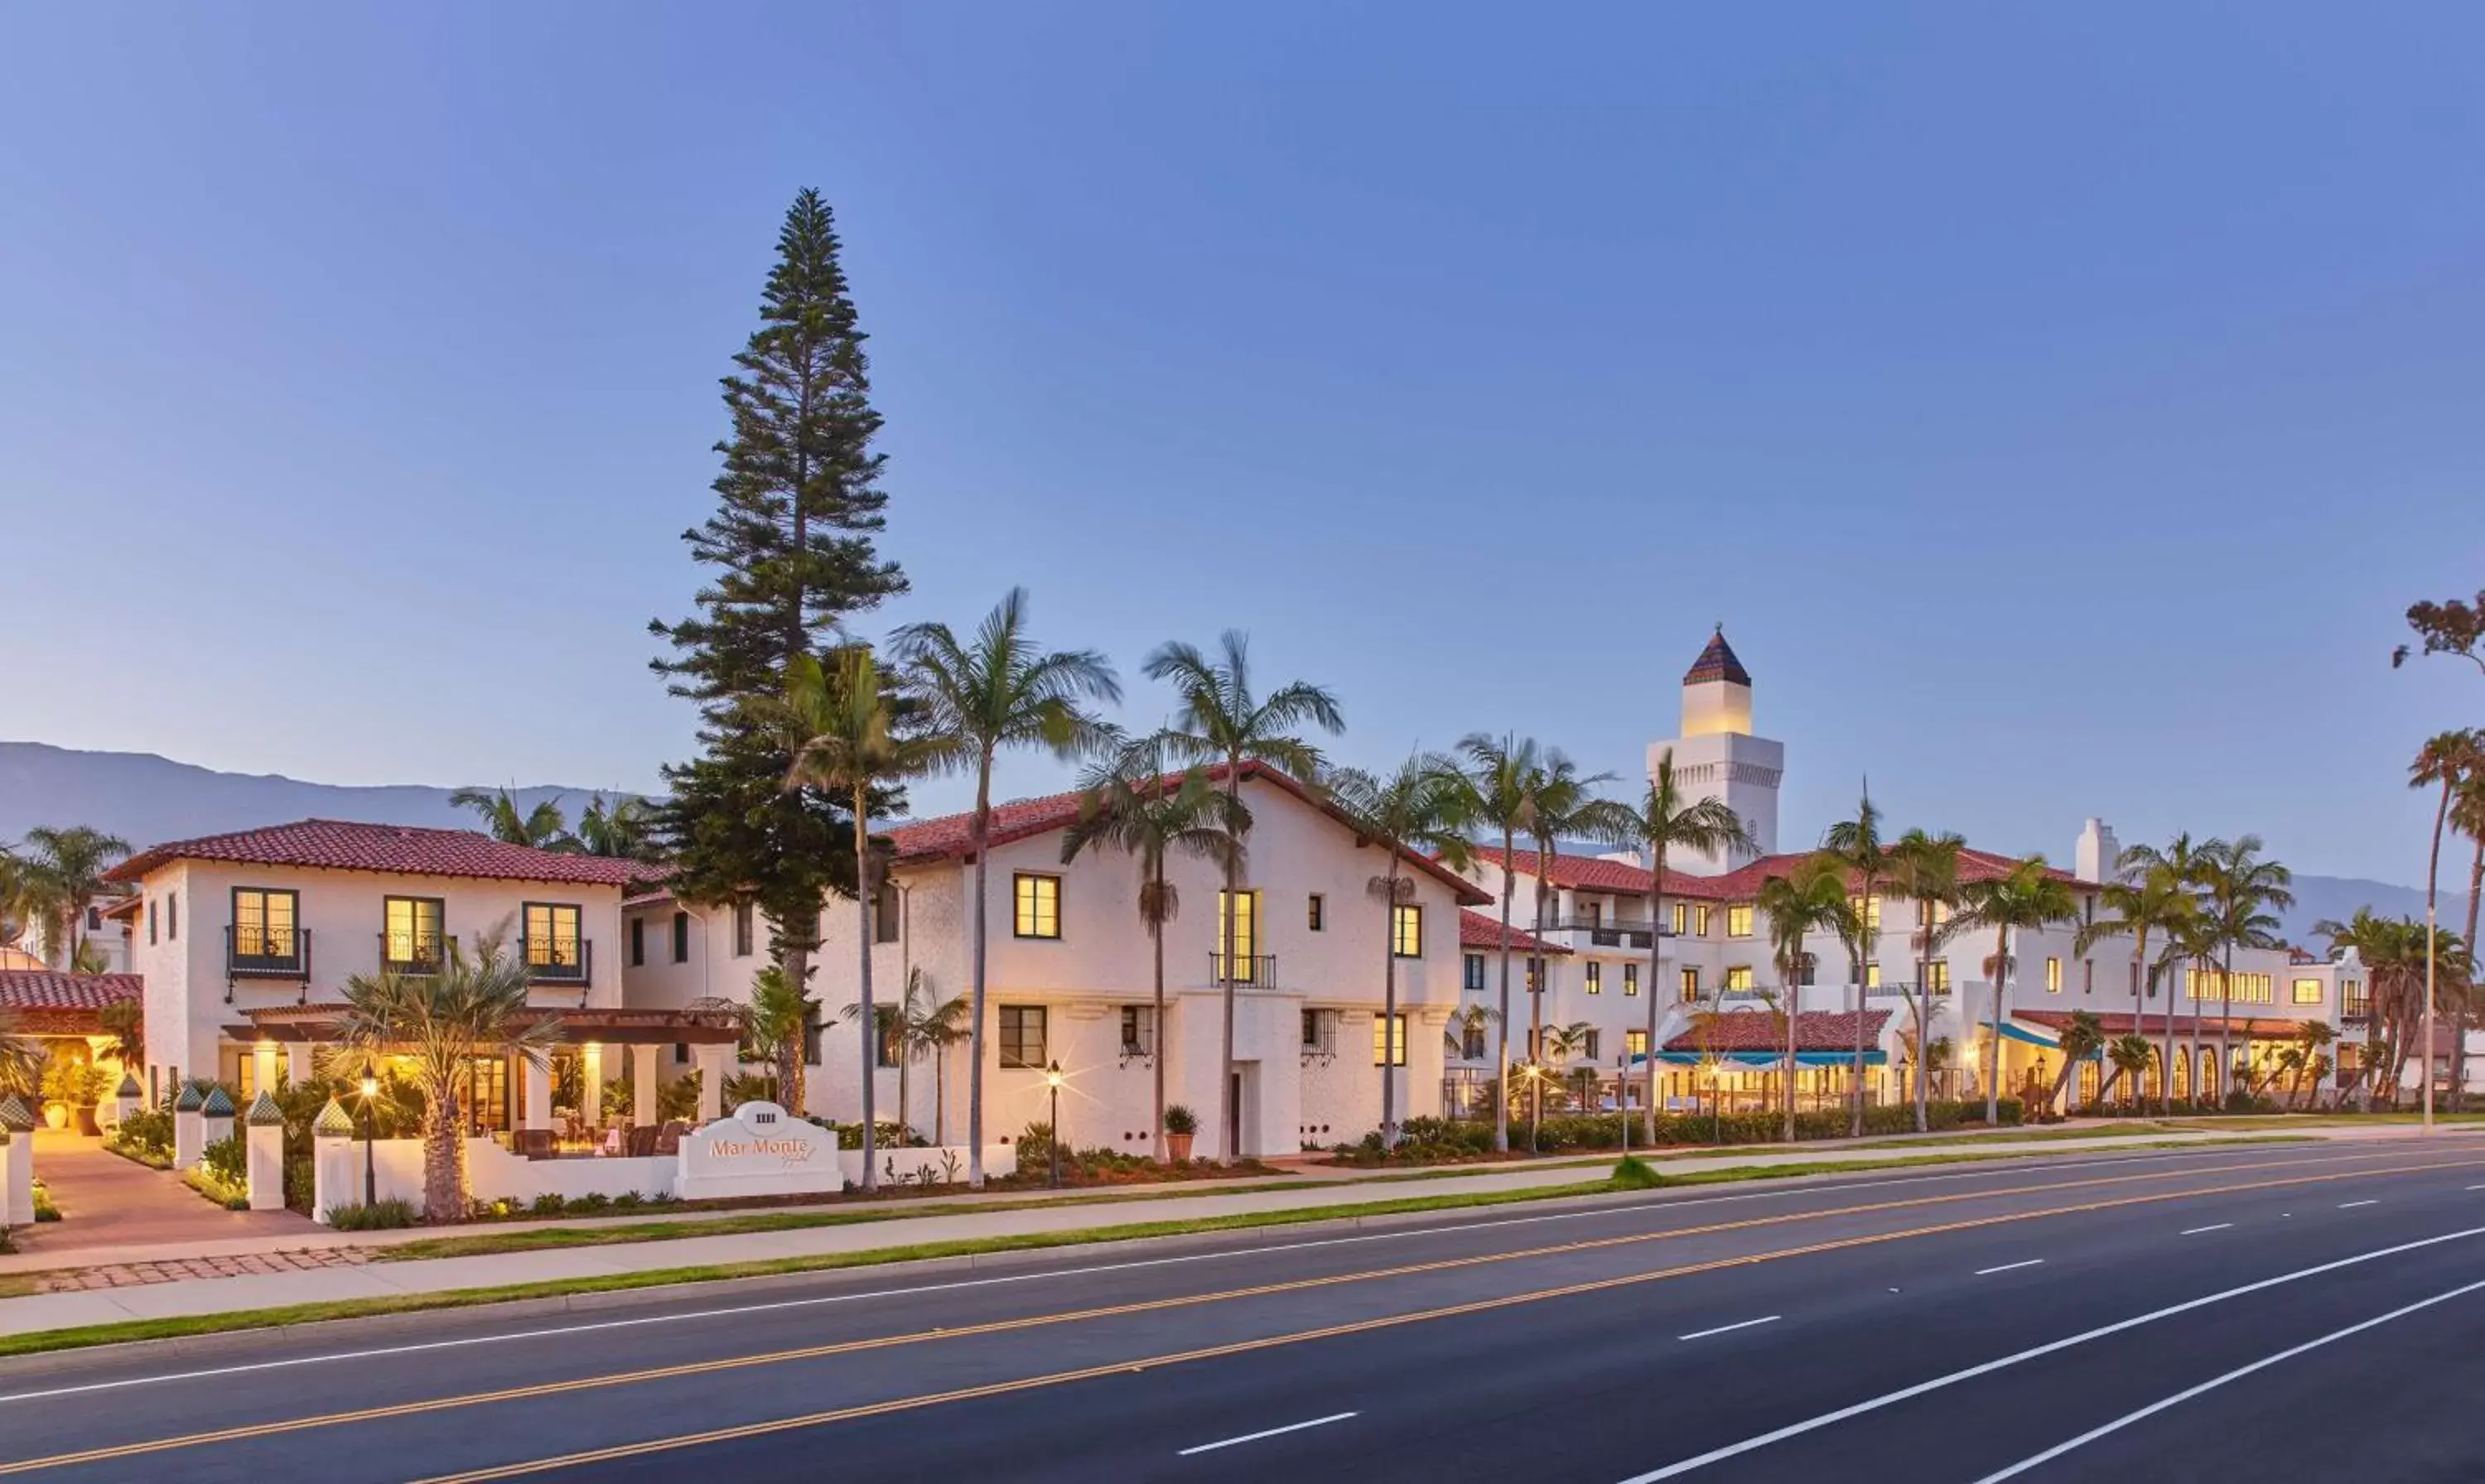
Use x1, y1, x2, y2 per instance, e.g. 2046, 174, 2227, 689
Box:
1526, 956, 1543, 992
999, 1005, 1048, 1067
1679, 966, 1700, 1002
523, 903, 582, 971
1671, 902, 1688, 936
1850, 896, 1882, 933
1926, 961, 1951, 993
1372, 1013, 1407, 1067
1624, 963, 1639, 997
1725, 966, 1754, 991
1726, 904, 1754, 938
1463, 953, 1485, 991
1865, 962, 1882, 989
2045, 957, 2062, 994
1013, 874, 1062, 939
1626, 1029, 1649, 1057
1695, 905, 1713, 937
231, 888, 298, 961
384, 897, 446, 969
1218, 889, 1258, 961
2292, 977, 2323, 1005
1392, 903, 1423, 958
1922, 899, 1952, 929
1585, 962, 1602, 995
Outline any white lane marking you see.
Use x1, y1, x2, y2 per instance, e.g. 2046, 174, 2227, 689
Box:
1975, 1260, 2044, 1275
2467, 1184, 2485, 1191
1678, 1316, 1781, 1341
1178, 1411, 1358, 1456
1970, 1276, 2485, 1482
0, 1144, 2343, 1404
2339, 1200, 2379, 1209
30, 1141, 2467, 1402
2180, 1224, 2233, 1236
1606, 1224, 2485, 1482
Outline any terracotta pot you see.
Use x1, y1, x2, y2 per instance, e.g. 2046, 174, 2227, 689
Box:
75, 1104, 101, 1137
42, 1101, 69, 1130
1165, 1133, 1195, 1162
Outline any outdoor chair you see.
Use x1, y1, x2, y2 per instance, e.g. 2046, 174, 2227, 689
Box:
627, 1125, 659, 1158
515, 1129, 554, 1160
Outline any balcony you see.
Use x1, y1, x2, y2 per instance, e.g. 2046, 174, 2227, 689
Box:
1552, 919, 1659, 949
226, 925, 311, 980
1208, 952, 1281, 989
524, 937, 593, 987
379, 932, 456, 976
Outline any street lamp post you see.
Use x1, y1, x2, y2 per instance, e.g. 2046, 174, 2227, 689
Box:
359, 1062, 379, 1208
1045, 1061, 1064, 1189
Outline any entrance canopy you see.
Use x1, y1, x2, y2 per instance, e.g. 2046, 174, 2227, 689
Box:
227, 1005, 744, 1046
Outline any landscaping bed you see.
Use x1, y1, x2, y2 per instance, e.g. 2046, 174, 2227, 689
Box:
1323, 1101, 2026, 1167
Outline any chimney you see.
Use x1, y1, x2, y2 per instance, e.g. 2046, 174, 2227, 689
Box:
2075, 818, 2121, 884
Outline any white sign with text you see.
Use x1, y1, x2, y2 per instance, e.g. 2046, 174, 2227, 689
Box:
674, 1101, 845, 1202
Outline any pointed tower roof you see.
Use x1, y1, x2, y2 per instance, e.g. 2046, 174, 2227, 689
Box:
1683, 626, 1752, 687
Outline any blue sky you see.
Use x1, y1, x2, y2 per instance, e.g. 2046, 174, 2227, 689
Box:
2, 3, 2478, 882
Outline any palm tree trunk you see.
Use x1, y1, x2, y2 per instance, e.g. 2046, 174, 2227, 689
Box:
1152, 859, 1168, 1162
1222, 765, 1243, 1161
1529, 846, 1551, 1154
422, 1086, 461, 1223
1850, 938, 1866, 1138
1382, 859, 1401, 1150
1911, 908, 1930, 1131
967, 752, 994, 1188
2160, 954, 2178, 1117
2218, 947, 2235, 1110
2425, 778, 2452, 1125
2130, 931, 2149, 1110
1495, 825, 1516, 1154
854, 782, 877, 1192
2456, 837, 2482, 1113
1906, 982, 1928, 1131
1782, 985, 1796, 1142
1986, 927, 2006, 1126
1644, 869, 1665, 1144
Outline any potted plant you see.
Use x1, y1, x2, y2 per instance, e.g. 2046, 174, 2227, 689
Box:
39, 1057, 108, 1135
1162, 1103, 1199, 1163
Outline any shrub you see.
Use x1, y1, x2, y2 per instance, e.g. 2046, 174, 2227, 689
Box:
1163, 1104, 1199, 1136
1610, 1154, 1664, 1190
110, 1105, 175, 1162
202, 1134, 249, 1187
326, 1198, 417, 1231
570, 1192, 612, 1215
31, 1181, 60, 1221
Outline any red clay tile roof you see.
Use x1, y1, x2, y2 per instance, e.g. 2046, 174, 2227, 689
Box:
1696, 846, 2091, 899
1666, 1009, 1891, 1053
1458, 909, 1571, 956
1684, 628, 1753, 687
2015, 1009, 2309, 1041
1462, 845, 1728, 899
0, 971, 142, 1034
105, 820, 643, 888
885, 762, 1493, 906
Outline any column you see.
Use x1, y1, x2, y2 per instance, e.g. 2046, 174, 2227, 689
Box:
578, 1043, 606, 1127
285, 1043, 313, 1088
244, 1091, 287, 1212
311, 1096, 355, 1222
252, 1042, 281, 1097
693, 1042, 728, 1122
173, 1080, 205, 1170
522, 1057, 553, 1131
0, 1123, 25, 1229
631, 1044, 658, 1127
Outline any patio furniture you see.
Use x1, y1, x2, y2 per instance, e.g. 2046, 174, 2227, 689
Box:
626, 1125, 659, 1158
515, 1129, 554, 1160
655, 1120, 688, 1156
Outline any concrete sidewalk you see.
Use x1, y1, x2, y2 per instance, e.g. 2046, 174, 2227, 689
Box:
0, 1124, 2328, 1338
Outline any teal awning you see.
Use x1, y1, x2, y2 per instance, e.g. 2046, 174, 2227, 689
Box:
2000, 1021, 2061, 1049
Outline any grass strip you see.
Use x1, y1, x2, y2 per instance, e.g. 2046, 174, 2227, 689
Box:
0, 1135, 2312, 1359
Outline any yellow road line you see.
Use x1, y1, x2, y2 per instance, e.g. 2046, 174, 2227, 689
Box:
5, 1148, 2468, 1478
414, 1154, 2485, 1482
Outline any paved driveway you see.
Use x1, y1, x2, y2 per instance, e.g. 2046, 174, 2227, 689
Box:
17, 1130, 317, 1259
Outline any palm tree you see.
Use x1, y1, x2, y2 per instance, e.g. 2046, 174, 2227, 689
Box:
2198, 836, 2293, 1102
0, 1008, 41, 1102
2116, 834, 2220, 1111
1146, 632, 1341, 1160
1820, 787, 1888, 1135
1614, 750, 1752, 1142
2157, 912, 2222, 1106
1755, 855, 1854, 1140
2449, 773, 2485, 1109
783, 643, 955, 1191
1883, 830, 1970, 1131
574, 795, 661, 862
9, 826, 132, 970
1328, 754, 1474, 1149
1060, 735, 1244, 1160
2102, 1034, 2156, 1107
1455, 732, 1543, 1154
2044, 1009, 2108, 1114
2286, 1019, 2336, 1109
94, 1000, 143, 1074
742, 963, 814, 1110
448, 788, 576, 851
896, 590, 1120, 1185
902, 970, 972, 1144
1958, 858, 2081, 1125
2411, 730, 2485, 1124
2076, 860, 2198, 1112
330, 928, 559, 1221
1519, 751, 1636, 1141
1541, 1019, 1599, 1108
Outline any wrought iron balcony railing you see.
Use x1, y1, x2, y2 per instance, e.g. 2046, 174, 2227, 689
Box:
379, 932, 456, 975
226, 925, 311, 979
524, 937, 592, 985
1209, 952, 1280, 989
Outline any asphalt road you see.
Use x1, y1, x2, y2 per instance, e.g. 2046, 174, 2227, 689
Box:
5, 1138, 2485, 1482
